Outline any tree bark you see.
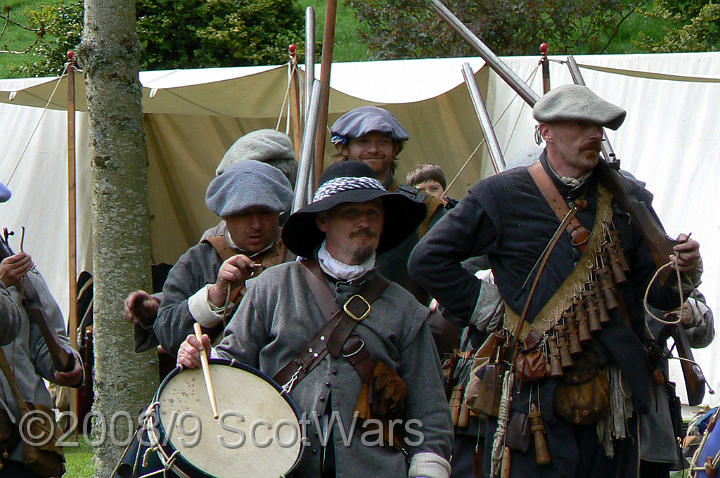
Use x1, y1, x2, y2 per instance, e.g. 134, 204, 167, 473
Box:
77, 1, 159, 476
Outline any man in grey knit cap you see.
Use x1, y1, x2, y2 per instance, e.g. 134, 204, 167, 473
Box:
125, 129, 297, 355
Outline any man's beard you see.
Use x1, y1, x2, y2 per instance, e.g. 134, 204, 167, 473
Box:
351, 244, 376, 264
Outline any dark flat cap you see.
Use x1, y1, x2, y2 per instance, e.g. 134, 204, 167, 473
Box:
330, 106, 409, 145
533, 84, 626, 130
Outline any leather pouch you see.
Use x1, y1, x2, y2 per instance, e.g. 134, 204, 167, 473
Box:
516, 348, 547, 383
465, 361, 507, 417
21, 403, 65, 477
553, 353, 610, 425
505, 411, 531, 453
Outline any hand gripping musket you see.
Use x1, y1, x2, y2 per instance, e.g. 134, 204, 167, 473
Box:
430, 0, 677, 278
0, 228, 75, 372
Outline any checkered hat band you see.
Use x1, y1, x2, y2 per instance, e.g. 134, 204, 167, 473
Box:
312, 176, 385, 202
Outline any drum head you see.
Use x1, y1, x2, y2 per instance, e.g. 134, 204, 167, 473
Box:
156, 360, 302, 478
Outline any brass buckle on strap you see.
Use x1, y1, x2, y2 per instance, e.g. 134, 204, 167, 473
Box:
344, 295, 371, 321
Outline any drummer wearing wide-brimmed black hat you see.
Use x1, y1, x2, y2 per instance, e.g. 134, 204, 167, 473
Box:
179, 161, 453, 478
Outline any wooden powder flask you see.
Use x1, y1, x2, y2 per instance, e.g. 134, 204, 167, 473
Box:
582, 289, 602, 333
458, 400, 471, 428
449, 384, 463, 425
609, 229, 631, 272
547, 335, 563, 378
555, 325, 574, 369
590, 281, 611, 324
604, 242, 627, 284
563, 310, 583, 355
595, 266, 619, 310
573, 297, 592, 343
529, 403, 551, 466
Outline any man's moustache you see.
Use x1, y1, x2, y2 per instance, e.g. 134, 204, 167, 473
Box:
351, 230, 377, 238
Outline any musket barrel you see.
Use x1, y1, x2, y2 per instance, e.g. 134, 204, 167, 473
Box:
293, 80, 323, 213
431, 0, 540, 106
461, 62, 506, 172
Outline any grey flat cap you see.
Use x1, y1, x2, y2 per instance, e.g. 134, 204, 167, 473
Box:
533, 84, 626, 130
330, 106, 409, 144
215, 129, 295, 176
206, 160, 293, 218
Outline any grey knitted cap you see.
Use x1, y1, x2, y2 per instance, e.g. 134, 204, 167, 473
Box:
206, 160, 293, 217
330, 106, 409, 145
215, 129, 296, 176
532, 84, 626, 130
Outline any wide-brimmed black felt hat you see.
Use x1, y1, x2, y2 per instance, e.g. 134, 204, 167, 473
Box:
282, 162, 426, 258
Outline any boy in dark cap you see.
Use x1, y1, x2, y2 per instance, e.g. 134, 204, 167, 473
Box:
410, 84, 702, 477
179, 161, 452, 478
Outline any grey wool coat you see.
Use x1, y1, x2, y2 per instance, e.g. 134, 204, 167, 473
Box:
0, 270, 76, 464
215, 261, 453, 478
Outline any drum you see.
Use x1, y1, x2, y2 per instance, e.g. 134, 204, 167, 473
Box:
691, 408, 720, 478
139, 358, 303, 478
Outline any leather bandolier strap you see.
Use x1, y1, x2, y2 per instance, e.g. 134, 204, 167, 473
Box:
504, 165, 615, 340
273, 260, 388, 390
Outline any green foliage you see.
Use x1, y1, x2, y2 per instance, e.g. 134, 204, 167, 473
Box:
305, 0, 367, 62
12, 0, 306, 77
639, 0, 720, 51
136, 0, 304, 70
346, 0, 647, 58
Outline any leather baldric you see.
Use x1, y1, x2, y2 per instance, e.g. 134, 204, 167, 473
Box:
528, 162, 590, 253
273, 260, 388, 391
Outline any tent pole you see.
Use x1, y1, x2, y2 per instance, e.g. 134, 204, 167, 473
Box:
313, 0, 337, 186
540, 43, 551, 94
66, 50, 79, 436
289, 44, 303, 159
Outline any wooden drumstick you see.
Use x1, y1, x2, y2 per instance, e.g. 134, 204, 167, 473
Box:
193, 322, 219, 419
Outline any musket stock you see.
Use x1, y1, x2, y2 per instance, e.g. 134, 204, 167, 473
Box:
1, 229, 75, 372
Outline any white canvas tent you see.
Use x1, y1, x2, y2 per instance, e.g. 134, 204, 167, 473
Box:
0, 53, 718, 405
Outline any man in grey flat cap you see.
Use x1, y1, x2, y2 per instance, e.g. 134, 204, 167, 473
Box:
125, 129, 297, 353
331, 106, 446, 306
138, 160, 293, 358
410, 84, 702, 477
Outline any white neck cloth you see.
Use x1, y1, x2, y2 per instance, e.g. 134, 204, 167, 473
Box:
317, 240, 376, 281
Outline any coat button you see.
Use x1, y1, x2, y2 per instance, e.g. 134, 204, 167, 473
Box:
325, 382, 331, 387
331, 369, 338, 375
319, 396, 325, 402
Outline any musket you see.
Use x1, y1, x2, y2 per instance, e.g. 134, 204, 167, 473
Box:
1, 228, 75, 372
657, 317, 710, 406
430, 0, 677, 275
461, 62, 506, 173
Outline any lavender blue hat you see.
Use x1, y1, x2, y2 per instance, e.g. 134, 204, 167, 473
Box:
206, 160, 293, 217
282, 161, 425, 258
533, 84, 626, 130
0, 182, 10, 203
330, 106, 409, 145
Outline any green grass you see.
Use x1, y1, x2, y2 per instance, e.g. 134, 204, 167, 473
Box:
0, 0, 64, 77
304, 0, 368, 62
64, 436, 94, 478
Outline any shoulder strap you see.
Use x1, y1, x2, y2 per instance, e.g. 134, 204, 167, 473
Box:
0, 349, 33, 417
528, 162, 590, 252
203, 236, 236, 261
273, 260, 388, 391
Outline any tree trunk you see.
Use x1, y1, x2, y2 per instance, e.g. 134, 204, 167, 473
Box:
77, 1, 159, 476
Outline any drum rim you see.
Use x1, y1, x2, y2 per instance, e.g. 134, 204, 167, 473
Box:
152, 357, 304, 478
